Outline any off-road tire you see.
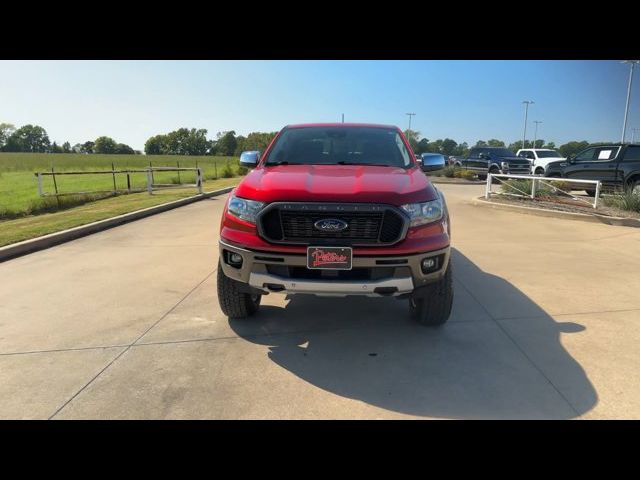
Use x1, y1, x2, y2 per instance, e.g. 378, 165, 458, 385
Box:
217, 264, 261, 319
409, 260, 453, 326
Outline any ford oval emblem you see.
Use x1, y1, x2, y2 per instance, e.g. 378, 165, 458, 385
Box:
314, 218, 348, 232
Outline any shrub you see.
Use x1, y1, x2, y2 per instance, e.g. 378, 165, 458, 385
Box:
221, 165, 235, 178
454, 169, 476, 180
500, 178, 577, 198
237, 165, 249, 176
604, 192, 640, 213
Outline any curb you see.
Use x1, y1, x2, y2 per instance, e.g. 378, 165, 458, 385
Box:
470, 196, 640, 228
0, 186, 235, 263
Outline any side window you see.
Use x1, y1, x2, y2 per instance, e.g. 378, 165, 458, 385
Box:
525, 151, 535, 159
593, 147, 619, 161
623, 146, 640, 162
469, 149, 479, 158
574, 148, 597, 162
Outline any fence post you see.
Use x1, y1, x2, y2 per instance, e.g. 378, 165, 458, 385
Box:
197, 167, 203, 194
37, 173, 43, 197
51, 167, 60, 207
531, 177, 537, 199
111, 162, 117, 194
147, 168, 153, 195
127, 172, 131, 193
214, 162, 217, 179
485, 173, 492, 199
594, 181, 601, 209
149, 160, 154, 185
177, 160, 181, 184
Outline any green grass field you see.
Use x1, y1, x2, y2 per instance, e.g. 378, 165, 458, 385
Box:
0, 152, 244, 247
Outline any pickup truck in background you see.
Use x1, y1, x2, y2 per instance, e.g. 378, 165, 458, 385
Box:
516, 148, 565, 175
545, 143, 640, 196
451, 147, 531, 179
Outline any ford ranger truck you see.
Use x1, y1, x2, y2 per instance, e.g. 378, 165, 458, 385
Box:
217, 123, 453, 326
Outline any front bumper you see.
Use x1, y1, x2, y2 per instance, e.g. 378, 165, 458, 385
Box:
219, 239, 450, 297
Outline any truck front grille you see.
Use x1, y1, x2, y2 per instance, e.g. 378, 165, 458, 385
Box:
258, 203, 408, 246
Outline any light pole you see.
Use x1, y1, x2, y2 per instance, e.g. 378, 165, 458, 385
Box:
533, 121, 542, 149
522, 101, 534, 149
406, 113, 416, 132
621, 61, 640, 143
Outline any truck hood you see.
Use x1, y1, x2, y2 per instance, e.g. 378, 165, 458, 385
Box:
234, 164, 438, 205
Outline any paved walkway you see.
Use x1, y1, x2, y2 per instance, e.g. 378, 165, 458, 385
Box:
1, 184, 639, 418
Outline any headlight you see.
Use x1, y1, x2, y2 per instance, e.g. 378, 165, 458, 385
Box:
227, 195, 265, 223
401, 197, 443, 227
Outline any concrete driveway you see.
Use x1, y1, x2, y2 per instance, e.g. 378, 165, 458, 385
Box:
1, 183, 640, 419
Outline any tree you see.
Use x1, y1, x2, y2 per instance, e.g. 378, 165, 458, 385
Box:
441, 138, 458, 156
62, 141, 72, 153
474, 140, 488, 148
51, 141, 63, 153
4, 124, 51, 152
415, 138, 430, 154
559, 141, 589, 158
81, 141, 95, 154
403, 129, 420, 152
487, 139, 505, 148
145, 135, 167, 155
0, 122, 15, 150
544, 141, 556, 149
93, 136, 118, 154
114, 143, 135, 154
215, 131, 238, 156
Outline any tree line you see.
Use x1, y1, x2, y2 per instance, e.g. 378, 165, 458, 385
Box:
0, 121, 614, 160
404, 129, 607, 159
0, 123, 139, 155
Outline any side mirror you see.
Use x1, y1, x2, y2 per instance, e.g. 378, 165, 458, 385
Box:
420, 154, 446, 172
567, 155, 575, 164
240, 151, 260, 168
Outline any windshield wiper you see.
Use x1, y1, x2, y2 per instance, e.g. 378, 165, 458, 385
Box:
264, 161, 302, 166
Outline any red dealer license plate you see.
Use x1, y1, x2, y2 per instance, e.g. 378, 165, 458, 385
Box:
307, 246, 352, 270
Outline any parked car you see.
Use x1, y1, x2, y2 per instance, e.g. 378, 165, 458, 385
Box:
417, 152, 447, 172
516, 148, 566, 175
545, 143, 640, 196
452, 147, 531, 178
217, 123, 453, 326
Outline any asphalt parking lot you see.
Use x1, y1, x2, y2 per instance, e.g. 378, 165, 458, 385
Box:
2, 183, 640, 419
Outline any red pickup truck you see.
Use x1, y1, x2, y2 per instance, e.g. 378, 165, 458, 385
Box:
217, 123, 453, 325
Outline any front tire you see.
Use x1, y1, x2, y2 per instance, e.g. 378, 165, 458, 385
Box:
409, 260, 453, 326
217, 263, 261, 319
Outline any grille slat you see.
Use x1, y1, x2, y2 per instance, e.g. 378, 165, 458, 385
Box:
259, 203, 406, 245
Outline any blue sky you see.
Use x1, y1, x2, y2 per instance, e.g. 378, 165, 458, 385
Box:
1, 60, 638, 151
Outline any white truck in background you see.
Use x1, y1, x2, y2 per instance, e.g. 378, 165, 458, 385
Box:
516, 148, 566, 175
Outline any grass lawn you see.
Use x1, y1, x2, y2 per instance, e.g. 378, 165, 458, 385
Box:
0, 152, 244, 247
0, 177, 239, 247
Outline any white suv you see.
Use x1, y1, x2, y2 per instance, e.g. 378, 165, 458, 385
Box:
516, 149, 566, 175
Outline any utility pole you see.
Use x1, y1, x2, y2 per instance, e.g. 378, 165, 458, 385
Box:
533, 121, 542, 149
621, 61, 640, 143
522, 101, 534, 149
406, 113, 416, 132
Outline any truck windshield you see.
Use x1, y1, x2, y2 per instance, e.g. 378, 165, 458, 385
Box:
536, 150, 562, 158
264, 126, 412, 167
